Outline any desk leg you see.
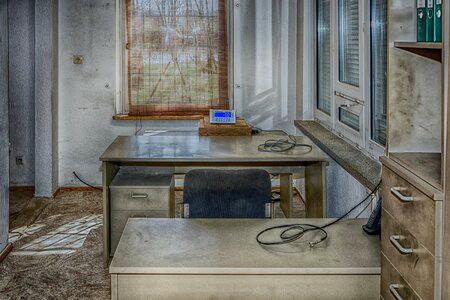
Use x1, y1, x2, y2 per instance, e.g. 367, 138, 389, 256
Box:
111, 274, 118, 300
103, 162, 119, 268
280, 174, 293, 218
305, 162, 327, 218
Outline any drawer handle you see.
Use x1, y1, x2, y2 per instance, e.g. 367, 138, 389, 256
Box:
390, 187, 413, 202
390, 235, 413, 254
389, 284, 404, 300
131, 193, 148, 199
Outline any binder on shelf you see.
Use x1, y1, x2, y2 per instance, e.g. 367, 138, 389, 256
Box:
426, 0, 434, 42
417, 0, 427, 42
434, 0, 442, 42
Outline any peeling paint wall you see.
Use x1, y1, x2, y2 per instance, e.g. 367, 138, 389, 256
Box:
0, 0, 10, 252
58, 0, 198, 186
8, 0, 35, 186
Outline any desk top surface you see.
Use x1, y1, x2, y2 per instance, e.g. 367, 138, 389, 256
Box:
100, 135, 328, 163
110, 218, 380, 275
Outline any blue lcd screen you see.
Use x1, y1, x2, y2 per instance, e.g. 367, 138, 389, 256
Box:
214, 111, 233, 118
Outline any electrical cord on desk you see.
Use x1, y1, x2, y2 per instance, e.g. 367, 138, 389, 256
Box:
250, 125, 313, 154
256, 180, 382, 247
257, 135, 313, 153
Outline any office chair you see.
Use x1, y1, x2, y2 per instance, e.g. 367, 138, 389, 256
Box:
182, 169, 273, 218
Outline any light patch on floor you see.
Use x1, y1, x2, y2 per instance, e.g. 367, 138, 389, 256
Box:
9, 223, 46, 243
12, 215, 102, 256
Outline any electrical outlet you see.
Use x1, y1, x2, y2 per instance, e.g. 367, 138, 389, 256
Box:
16, 156, 23, 165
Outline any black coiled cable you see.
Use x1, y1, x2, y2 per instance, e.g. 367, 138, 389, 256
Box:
257, 135, 313, 153
256, 180, 382, 247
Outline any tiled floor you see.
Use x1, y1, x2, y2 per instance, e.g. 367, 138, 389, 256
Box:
0, 189, 305, 299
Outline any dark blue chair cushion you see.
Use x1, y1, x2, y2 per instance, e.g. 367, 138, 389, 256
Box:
183, 169, 272, 218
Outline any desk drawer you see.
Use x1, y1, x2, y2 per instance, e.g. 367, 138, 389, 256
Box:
381, 254, 421, 300
111, 188, 171, 211
382, 165, 435, 253
381, 208, 434, 300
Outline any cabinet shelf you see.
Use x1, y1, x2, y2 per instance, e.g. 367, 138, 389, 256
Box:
389, 152, 442, 190
394, 42, 442, 62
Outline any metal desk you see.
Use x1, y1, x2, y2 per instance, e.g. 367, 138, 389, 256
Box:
100, 134, 329, 265
110, 218, 380, 299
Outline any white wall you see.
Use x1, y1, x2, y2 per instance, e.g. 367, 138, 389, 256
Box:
8, 0, 35, 186
233, 0, 299, 133
0, 0, 10, 252
58, 0, 302, 186
58, 0, 199, 186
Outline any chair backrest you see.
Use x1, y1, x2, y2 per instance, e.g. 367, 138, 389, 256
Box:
183, 169, 272, 218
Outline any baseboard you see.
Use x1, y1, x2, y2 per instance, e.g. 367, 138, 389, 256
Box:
0, 243, 13, 263
9, 185, 35, 192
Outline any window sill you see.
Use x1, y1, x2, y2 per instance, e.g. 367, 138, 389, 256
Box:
295, 120, 381, 190
112, 115, 204, 121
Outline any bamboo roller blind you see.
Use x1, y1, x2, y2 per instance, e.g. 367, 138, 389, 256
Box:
126, 0, 229, 116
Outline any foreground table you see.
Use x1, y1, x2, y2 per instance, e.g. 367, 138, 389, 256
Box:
100, 134, 329, 265
110, 218, 380, 300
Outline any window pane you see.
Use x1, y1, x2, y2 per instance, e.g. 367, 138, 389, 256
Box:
338, 0, 359, 87
317, 0, 332, 115
126, 0, 228, 115
370, 0, 387, 146
339, 107, 360, 132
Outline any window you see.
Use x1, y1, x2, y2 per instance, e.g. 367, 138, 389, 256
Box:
338, 0, 359, 87
317, 0, 332, 115
370, 0, 387, 146
315, 0, 387, 154
124, 0, 229, 116
339, 106, 360, 132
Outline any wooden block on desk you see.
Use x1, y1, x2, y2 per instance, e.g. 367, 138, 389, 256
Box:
199, 116, 252, 136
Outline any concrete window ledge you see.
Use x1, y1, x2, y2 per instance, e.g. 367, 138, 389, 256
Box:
295, 120, 381, 190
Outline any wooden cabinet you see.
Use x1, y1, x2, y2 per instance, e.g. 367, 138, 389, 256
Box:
383, 1, 449, 299
381, 159, 443, 299
381, 158, 443, 299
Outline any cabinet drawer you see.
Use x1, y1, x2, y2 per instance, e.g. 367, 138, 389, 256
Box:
110, 187, 171, 211
382, 165, 435, 253
381, 254, 421, 300
382, 208, 434, 300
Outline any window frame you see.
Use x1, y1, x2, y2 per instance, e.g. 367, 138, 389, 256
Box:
115, 0, 233, 118
314, 0, 385, 157
314, 0, 335, 130
334, 0, 367, 147
368, 0, 388, 149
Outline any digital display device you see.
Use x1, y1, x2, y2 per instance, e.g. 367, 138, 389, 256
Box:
209, 109, 236, 124
214, 111, 233, 118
